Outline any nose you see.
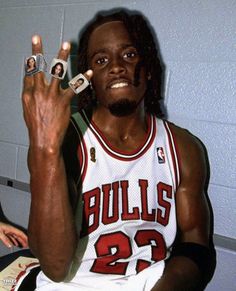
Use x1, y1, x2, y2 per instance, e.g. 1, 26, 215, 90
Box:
108, 56, 126, 75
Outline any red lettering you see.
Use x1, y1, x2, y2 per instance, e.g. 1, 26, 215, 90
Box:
139, 179, 156, 221
91, 231, 131, 275
91, 230, 166, 275
121, 180, 140, 220
81, 180, 173, 236
135, 229, 166, 273
82, 187, 100, 235
102, 182, 119, 225
156, 182, 172, 226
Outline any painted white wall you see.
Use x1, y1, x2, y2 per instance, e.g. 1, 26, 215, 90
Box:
0, 0, 235, 289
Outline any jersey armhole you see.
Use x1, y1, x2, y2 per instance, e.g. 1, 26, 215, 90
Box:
163, 121, 181, 188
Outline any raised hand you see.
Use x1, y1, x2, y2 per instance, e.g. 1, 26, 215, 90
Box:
22, 36, 93, 280
22, 35, 92, 153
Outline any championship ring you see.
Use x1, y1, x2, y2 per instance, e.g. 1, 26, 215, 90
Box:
25, 54, 47, 76
68, 73, 90, 94
49, 58, 68, 80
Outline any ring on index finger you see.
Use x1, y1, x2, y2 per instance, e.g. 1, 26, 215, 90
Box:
24, 54, 47, 76
49, 58, 68, 80
68, 73, 89, 94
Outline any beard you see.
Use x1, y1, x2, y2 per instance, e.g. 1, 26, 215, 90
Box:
108, 98, 138, 117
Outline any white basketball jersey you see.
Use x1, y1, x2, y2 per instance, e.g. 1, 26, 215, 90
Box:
36, 111, 180, 290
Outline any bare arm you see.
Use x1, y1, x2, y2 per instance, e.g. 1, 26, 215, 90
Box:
22, 36, 92, 281
152, 125, 212, 290
28, 148, 77, 281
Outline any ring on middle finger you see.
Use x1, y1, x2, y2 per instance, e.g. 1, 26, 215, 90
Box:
49, 58, 68, 80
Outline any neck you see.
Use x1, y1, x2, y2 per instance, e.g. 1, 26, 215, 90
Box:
92, 104, 147, 143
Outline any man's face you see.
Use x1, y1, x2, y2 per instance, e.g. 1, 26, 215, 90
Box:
87, 21, 147, 116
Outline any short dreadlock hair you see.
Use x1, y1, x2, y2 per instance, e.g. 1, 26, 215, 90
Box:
77, 8, 164, 118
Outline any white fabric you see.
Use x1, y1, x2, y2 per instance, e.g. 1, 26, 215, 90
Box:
36, 113, 180, 290
36, 261, 164, 290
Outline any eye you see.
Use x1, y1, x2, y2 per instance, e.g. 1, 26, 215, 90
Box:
123, 50, 138, 59
96, 56, 108, 65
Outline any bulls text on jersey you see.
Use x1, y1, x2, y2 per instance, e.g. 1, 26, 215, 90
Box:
81, 179, 173, 236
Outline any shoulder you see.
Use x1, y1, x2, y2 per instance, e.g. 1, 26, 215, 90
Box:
166, 121, 208, 181
167, 121, 205, 156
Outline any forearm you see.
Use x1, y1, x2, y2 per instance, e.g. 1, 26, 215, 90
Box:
28, 147, 77, 281
152, 256, 201, 291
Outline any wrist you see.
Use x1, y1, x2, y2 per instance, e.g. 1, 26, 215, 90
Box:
152, 257, 201, 291
28, 143, 62, 157
28, 145, 63, 175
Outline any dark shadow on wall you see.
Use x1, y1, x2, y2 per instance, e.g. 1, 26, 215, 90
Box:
199, 137, 217, 287
182, 133, 216, 289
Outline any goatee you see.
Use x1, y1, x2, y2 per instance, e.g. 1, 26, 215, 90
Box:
108, 99, 138, 117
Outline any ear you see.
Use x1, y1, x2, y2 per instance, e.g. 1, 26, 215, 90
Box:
147, 72, 151, 80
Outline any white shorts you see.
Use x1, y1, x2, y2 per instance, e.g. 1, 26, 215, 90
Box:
35, 261, 165, 291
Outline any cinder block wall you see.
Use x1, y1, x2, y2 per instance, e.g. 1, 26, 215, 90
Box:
0, 1, 235, 290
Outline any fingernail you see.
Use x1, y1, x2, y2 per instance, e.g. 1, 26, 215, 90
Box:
86, 69, 93, 77
32, 35, 39, 45
62, 42, 70, 50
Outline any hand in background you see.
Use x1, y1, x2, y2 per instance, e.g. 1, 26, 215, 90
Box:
0, 222, 28, 248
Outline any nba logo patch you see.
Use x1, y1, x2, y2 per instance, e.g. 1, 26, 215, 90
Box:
157, 147, 165, 164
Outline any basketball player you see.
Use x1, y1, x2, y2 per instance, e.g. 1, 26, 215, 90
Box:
22, 9, 215, 291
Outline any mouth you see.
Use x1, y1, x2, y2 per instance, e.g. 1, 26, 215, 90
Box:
107, 79, 131, 89
110, 82, 129, 89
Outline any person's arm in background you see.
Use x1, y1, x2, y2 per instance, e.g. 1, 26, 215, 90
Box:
0, 222, 28, 248
152, 124, 215, 291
